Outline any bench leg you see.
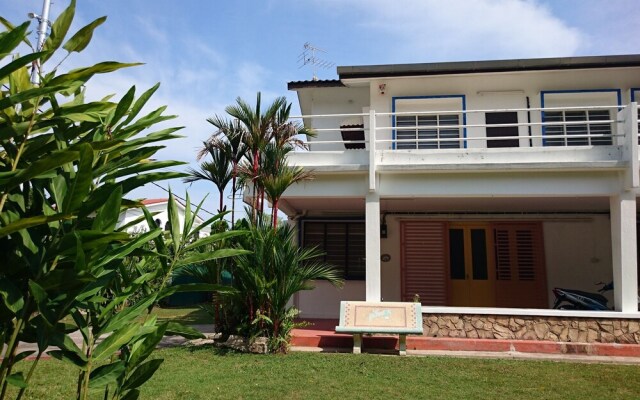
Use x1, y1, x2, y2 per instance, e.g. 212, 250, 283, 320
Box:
353, 334, 362, 354
399, 335, 407, 356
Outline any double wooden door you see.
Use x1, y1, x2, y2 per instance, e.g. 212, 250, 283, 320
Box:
400, 221, 547, 308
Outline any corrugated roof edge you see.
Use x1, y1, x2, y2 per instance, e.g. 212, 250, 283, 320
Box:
337, 54, 640, 79
287, 79, 344, 90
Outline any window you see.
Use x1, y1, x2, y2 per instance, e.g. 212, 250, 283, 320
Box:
396, 114, 461, 149
302, 221, 365, 280
544, 110, 612, 146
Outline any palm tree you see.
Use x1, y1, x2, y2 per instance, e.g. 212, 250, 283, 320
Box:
260, 143, 313, 228
203, 117, 248, 226
184, 147, 232, 214
225, 92, 287, 222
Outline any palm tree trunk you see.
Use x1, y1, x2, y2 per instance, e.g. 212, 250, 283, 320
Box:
231, 163, 237, 226
272, 198, 278, 230
219, 188, 224, 214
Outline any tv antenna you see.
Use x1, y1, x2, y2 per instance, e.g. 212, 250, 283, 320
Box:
298, 42, 334, 81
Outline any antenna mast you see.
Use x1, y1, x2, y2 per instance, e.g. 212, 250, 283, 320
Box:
297, 42, 334, 81
29, 0, 53, 85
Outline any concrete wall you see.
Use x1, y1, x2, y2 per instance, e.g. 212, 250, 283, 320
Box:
544, 215, 613, 307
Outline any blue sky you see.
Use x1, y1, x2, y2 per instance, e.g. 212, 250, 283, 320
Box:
3, 0, 640, 218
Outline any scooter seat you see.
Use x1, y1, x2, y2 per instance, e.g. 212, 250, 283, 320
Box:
560, 289, 608, 305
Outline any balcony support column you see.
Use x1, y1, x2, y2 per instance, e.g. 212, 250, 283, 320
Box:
610, 190, 638, 312
365, 192, 381, 302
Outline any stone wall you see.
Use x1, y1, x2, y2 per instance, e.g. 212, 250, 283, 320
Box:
423, 314, 640, 344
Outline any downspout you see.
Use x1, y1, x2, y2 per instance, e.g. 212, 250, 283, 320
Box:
526, 96, 533, 148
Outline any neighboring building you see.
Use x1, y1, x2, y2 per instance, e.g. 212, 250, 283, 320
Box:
117, 198, 206, 235
280, 54, 640, 335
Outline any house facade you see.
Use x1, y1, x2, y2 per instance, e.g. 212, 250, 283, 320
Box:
280, 55, 640, 343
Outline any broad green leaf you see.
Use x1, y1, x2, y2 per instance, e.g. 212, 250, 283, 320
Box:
100, 294, 157, 334
62, 16, 106, 53
28, 280, 47, 304
0, 83, 72, 110
0, 278, 24, 314
183, 230, 248, 252
0, 149, 79, 192
129, 323, 166, 368
120, 83, 159, 126
159, 283, 236, 301
48, 350, 88, 369
14, 350, 36, 364
6, 372, 27, 389
108, 85, 136, 126
0, 22, 29, 60
92, 323, 141, 362
42, 0, 75, 62
0, 17, 33, 49
92, 185, 123, 232
188, 210, 227, 238
164, 322, 205, 339
0, 52, 44, 81
103, 160, 186, 181
48, 62, 142, 88
167, 190, 181, 250
123, 359, 163, 391
92, 229, 162, 269
62, 143, 93, 212
182, 192, 192, 239
89, 361, 125, 388
176, 248, 251, 267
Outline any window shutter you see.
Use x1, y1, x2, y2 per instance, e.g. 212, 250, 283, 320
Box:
493, 223, 547, 308
401, 221, 448, 305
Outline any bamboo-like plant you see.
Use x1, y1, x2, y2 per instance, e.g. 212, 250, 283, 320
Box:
0, 5, 247, 399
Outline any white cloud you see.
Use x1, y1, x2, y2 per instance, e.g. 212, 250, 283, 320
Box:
315, 0, 583, 61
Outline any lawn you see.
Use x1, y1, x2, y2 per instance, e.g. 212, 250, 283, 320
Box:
8, 348, 640, 400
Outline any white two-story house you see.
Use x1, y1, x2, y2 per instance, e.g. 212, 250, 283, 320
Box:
282, 54, 640, 344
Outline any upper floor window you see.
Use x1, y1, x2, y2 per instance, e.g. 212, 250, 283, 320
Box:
544, 109, 612, 146
393, 95, 465, 150
541, 90, 619, 147
396, 114, 461, 149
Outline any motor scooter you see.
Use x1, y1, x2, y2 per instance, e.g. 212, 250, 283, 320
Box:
551, 282, 612, 310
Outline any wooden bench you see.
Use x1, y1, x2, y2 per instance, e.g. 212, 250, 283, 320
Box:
335, 301, 423, 355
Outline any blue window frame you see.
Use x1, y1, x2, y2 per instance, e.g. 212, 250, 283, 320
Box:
392, 95, 467, 149
540, 89, 621, 146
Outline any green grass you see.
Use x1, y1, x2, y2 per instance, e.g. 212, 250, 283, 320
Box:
8, 348, 640, 400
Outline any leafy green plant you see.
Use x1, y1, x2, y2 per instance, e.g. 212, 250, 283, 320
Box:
0, 4, 247, 399
222, 220, 343, 353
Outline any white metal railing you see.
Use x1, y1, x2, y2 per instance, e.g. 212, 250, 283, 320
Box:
290, 104, 632, 150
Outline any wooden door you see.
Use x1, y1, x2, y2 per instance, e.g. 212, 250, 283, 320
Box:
400, 221, 448, 305
493, 223, 547, 308
448, 223, 496, 307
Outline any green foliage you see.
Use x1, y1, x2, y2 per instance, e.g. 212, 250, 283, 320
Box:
0, 6, 246, 400
221, 220, 343, 353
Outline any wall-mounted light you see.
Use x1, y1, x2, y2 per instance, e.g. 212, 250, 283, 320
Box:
378, 83, 386, 95
380, 213, 388, 238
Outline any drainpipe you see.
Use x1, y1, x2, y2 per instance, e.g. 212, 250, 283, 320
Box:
526, 96, 533, 147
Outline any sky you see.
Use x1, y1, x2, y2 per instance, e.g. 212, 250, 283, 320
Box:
3, 0, 640, 219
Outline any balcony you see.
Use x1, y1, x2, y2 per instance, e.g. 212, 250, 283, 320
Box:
289, 103, 639, 182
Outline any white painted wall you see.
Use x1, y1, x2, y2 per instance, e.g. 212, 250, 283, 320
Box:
296, 280, 365, 319
543, 215, 613, 307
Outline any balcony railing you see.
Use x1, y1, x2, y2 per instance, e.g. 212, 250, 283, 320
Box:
291, 104, 637, 151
